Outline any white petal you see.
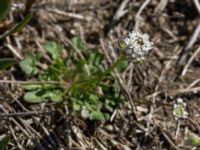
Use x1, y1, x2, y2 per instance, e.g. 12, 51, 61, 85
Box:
124, 38, 130, 45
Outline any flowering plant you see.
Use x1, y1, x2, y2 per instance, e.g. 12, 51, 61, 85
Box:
19, 31, 153, 121
118, 31, 153, 62
173, 98, 188, 119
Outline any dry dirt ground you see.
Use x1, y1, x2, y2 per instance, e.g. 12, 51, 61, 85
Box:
0, 0, 200, 149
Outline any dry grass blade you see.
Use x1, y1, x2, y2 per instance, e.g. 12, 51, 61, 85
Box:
193, 0, 200, 14
181, 46, 200, 76
134, 0, 151, 31
178, 23, 200, 65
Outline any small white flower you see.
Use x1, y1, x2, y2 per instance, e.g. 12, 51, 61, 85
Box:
81, 106, 90, 118
124, 38, 130, 45
11, 3, 25, 11
119, 31, 153, 62
173, 98, 188, 119
177, 98, 184, 104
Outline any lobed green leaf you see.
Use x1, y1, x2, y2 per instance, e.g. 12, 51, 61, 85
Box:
0, 0, 11, 21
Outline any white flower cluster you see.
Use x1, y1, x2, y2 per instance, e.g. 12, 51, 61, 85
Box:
173, 98, 188, 119
120, 31, 153, 62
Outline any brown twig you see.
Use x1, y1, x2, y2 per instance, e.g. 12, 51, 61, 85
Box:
0, 105, 31, 138
181, 46, 200, 76
0, 111, 42, 118
178, 23, 200, 65
112, 0, 129, 21
6, 43, 23, 60
47, 9, 85, 20
153, 119, 180, 150
134, 0, 151, 31
145, 85, 200, 99
193, 0, 200, 14
0, 79, 70, 87
168, 86, 200, 96
154, 0, 169, 13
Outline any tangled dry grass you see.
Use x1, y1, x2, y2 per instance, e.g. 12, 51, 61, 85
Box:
0, 0, 200, 149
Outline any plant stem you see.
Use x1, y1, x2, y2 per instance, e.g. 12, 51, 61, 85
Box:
99, 55, 125, 80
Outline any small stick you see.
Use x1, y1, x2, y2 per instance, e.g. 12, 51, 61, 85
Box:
145, 86, 200, 98
187, 78, 200, 89
6, 44, 23, 60
47, 9, 85, 20
0, 79, 70, 87
193, 0, 200, 14
113, 0, 129, 21
0, 105, 31, 138
175, 120, 180, 140
134, 0, 151, 31
181, 46, 200, 76
0, 111, 42, 118
177, 23, 200, 65
154, 0, 169, 13
153, 119, 180, 150
185, 23, 200, 51
161, 130, 180, 150
35, 39, 52, 63
9, 125, 24, 149
169, 86, 200, 96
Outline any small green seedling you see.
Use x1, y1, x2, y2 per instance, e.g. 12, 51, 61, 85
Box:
187, 132, 200, 147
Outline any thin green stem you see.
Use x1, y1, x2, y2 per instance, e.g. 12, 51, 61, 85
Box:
99, 55, 125, 80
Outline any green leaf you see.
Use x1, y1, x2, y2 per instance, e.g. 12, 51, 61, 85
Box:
89, 94, 99, 102
85, 101, 98, 111
14, 14, 32, 33
77, 59, 87, 68
24, 91, 45, 103
43, 42, 63, 60
105, 99, 114, 112
72, 102, 81, 111
49, 90, 63, 102
71, 37, 84, 51
88, 52, 103, 66
0, 136, 8, 150
43, 65, 62, 81
89, 111, 105, 120
100, 83, 111, 91
22, 84, 42, 90
88, 53, 96, 65
19, 53, 40, 75
0, 0, 11, 21
71, 97, 83, 111
0, 14, 32, 39
0, 58, 15, 70
117, 60, 128, 72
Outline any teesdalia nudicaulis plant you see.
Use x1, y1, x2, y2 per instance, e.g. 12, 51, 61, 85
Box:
118, 31, 153, 62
